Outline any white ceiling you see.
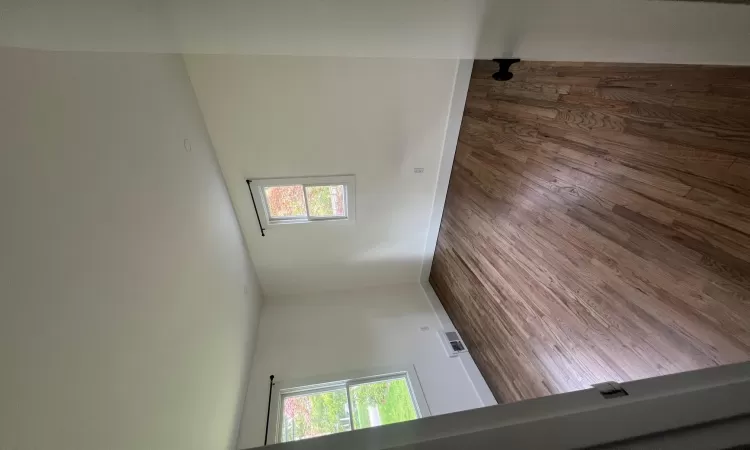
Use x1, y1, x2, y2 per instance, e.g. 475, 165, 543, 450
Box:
1, 0, 749, 64
185, 55, 458, 297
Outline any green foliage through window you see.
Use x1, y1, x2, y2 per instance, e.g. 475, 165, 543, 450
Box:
305, 185, 345, 217
280, 375, 419, 443
281, 389, 349, 442
263, 184, 346, 221
351, 378, 417, 430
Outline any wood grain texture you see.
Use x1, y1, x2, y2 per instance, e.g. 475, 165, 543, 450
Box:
430, 60, 750, 403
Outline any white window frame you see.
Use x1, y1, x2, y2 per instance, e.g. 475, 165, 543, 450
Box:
267, 366, 431, 445
249, 175, 355, 228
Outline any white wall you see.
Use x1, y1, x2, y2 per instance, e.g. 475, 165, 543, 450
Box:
474, 0, 750, 65
0, 47, 262, 450
2, 0, 750, 65
238, 284, 483, 448
185, 55, 459, 297
186, 56, 493, 449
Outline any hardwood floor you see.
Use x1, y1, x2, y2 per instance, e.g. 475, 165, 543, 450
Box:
430, 60, 750, 403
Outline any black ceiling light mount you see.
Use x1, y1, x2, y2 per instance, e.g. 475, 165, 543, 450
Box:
492, 58, 521, 81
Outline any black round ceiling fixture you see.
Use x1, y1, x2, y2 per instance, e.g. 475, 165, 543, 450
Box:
492, 58, 521, 81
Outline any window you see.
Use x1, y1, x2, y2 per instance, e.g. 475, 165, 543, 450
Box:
272, 369, 428, 444
249, 176, 355, 227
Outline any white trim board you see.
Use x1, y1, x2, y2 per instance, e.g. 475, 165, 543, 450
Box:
420, 59, 473, 283
414, 59, 496, 406
419, 282, 497, 407
416, 59, 496, 407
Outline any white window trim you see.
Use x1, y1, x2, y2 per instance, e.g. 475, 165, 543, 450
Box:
266, 365, 431, 445
249, 175, 356, 228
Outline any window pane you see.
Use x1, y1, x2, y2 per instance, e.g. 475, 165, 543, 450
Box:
349, 377, 418, 430
280, 388, 350, 442
264, 185, 306, 219
305, 185, 346, 218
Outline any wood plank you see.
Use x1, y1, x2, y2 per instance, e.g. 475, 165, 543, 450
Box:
597, 87, 675, 106
431, 60, 750, 404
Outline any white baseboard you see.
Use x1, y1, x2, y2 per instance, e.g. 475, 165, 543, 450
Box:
420, 58, 473, 283
420, 281, 498, 407
417, 59, 496, 406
